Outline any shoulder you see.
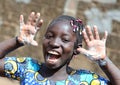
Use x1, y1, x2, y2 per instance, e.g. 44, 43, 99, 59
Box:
4, 57, 39, 64
4, 57, 41, 72
70, 69, 109, 85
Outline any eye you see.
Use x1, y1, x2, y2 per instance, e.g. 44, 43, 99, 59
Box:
62, 38, 70, 43
45, 33, 53, 39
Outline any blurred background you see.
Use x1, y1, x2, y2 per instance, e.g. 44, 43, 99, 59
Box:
0, 0, 120, 84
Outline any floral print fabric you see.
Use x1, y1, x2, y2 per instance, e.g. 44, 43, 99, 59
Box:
4, 57, 109, 85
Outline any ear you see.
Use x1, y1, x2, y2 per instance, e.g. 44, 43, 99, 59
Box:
73, 42, 82, 55
73, 49, 80, 55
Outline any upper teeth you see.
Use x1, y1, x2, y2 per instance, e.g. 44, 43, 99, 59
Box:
48, 51, 59, 55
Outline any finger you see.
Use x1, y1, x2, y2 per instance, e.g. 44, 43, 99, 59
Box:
20, 15, 24, 30
82, 28, 90, 46
93, 25, 100, 40
104, 31, 108, 40
31, 40, 38, 46
86, 25, 94, 40
77, 47, 87, 54
34, 19, 43, 31
35, 13, 40, 27
33, 13, 40, 26
27, 12, 35, 25
102, 31, 108, 42
36, 13, 40, 20
20, 15, 24, 24
36, 19, 43, 29
35, 13, 42, 27
31, 13, 41, 27
77, 47, 93, 59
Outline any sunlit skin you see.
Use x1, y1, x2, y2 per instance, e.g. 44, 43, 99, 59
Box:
37, 21, 77, 81
42, 21, 76, 69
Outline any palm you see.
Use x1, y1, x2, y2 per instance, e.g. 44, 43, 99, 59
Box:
87, 39, 106, 60
18, 12, 43, 46
77, 26, 108, 61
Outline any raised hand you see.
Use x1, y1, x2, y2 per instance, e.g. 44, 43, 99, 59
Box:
18, 12, 43, 46
77, 25, 108, 63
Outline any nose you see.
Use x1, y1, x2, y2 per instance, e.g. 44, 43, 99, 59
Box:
49, 38, 60, 48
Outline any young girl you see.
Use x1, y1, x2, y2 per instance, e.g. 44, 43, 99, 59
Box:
0, 12, 120, 85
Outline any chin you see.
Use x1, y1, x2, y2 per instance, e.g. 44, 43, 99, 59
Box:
45, 61, 63, 70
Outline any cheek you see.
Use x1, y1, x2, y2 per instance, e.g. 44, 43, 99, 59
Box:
42, 38, 48, 47
64, 43, 74, 55
42, 39, 49, 53
42, 42, 46, 48
61, 44, 74, 63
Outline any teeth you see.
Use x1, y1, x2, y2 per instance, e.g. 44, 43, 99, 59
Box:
47, 54, 58, 63
48, 57, 57, 61
48, 51, 59, 55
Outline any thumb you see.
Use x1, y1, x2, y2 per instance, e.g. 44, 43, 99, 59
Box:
77, 47, 88, 55
20, 15, 24, 27
77, 47, 95, 60
30, 40, 38, 46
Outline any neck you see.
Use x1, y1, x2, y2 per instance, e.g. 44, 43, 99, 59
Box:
40, 64, 71, 81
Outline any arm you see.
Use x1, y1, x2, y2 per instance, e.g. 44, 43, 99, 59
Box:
0, 12, 43, 76
100, 57, 120, 85
0, 12, 43, 58
0, 37, 23, 58
77, 25, 120, 85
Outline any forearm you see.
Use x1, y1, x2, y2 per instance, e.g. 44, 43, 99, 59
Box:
100, 57, 120, 85
0, 37, 23, 58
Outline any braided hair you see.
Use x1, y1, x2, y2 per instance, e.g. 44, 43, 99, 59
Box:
48, 15, 84, 54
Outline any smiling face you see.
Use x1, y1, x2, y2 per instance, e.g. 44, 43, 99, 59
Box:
43, 21, 76, 69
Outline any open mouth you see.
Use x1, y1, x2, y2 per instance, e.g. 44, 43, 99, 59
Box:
46, 50, 61, 64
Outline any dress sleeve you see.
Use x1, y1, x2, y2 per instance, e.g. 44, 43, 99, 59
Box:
77, 69, 110, 85
4, 57, 40, 80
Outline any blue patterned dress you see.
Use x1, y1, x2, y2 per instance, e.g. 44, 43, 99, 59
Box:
4, 57, 109, 85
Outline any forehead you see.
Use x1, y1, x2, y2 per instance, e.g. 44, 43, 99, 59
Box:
47, 21, 75, 36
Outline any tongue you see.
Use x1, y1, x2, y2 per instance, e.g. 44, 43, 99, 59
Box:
49, 55, 58, 59
47, 55, 59, 64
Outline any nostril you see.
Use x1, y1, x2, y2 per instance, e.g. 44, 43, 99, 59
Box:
49, 40, 60, 48
49, 38, 60, 48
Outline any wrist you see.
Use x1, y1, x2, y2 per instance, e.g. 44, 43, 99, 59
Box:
97, 59, 107, 66
97, 57, 111, 67
95, 56, 107, 66
16, 36, 24, 46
